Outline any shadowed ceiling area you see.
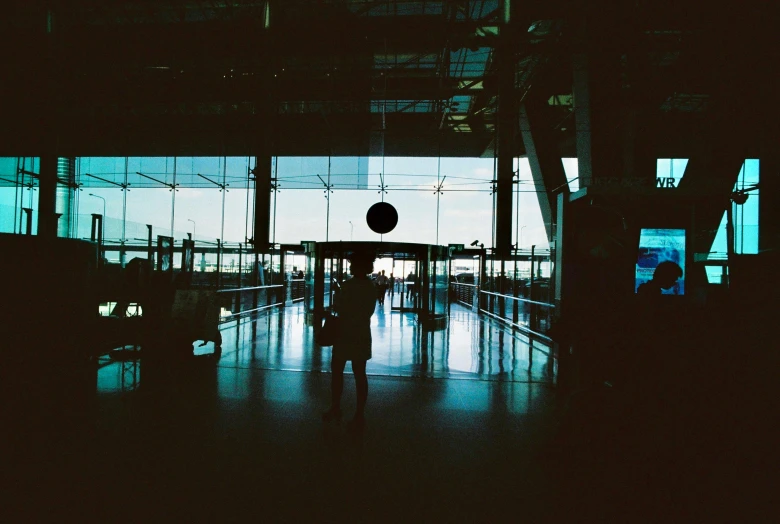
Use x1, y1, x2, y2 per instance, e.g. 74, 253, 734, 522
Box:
0, 1, 772, 157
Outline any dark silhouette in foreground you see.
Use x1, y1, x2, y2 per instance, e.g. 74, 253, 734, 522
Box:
637, 260, 683, 295
323, 252, 377, 431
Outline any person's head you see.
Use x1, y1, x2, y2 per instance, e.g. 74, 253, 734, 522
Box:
653, 261, 683, 289
348, 252, 375, 277
381, 270, 385, 275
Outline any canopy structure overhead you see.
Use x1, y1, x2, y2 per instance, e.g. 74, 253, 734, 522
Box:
1, 1, 770, 158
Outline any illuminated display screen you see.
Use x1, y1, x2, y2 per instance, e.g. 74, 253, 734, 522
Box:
636, 228, 685, 295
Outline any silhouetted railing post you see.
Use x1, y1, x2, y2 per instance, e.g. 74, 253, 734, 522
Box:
216, 239, 222, 289
238, 243, 243, 287
530, 245, 536, 331
23, 208, 33, 235
146, 224, 153, 263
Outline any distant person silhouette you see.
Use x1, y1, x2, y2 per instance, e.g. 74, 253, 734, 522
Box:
637, 261, 683, 296
406, 271, 416, 301
323, 252, 377, 430
375, 270, 389, 305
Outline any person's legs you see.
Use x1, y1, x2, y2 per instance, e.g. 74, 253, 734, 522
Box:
324, 357, 347, 420
352, 359, 368, 421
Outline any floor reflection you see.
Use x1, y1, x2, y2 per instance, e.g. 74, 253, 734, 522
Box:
216, 302, 554, 382
95, 303, 555, 393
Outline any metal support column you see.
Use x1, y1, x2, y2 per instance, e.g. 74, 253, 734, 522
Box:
37, 9, 59, 239
494, 28, 516, 259
253, 2, 274, 255
38, 155, 58, 238
216, 239, 222, 289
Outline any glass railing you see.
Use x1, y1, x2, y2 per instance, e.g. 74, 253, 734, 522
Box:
450, 280, 555, 341
478, 290, 555, 341
290, 278, 305, 302
215, 284, 285, 321
450, 282, 478, 308
213, 278, 306, 321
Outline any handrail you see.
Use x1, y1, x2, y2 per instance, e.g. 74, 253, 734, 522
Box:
451, 282, 478, 288
479, 308, 554, 344
215, 284, 284, 293
220, 301, 284, 321
479, 289, 554, 308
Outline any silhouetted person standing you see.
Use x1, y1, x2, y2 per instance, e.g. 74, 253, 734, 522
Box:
637, 261, 683, 296
406, 271, 416, 301
375, 270, 389, 305
323, 252, 376, 429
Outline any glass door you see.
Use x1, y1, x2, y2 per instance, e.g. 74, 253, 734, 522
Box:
324, 251, 348, 313
307, 242, 348, 325
429, 253, 449, 316
391, 255, 418, 313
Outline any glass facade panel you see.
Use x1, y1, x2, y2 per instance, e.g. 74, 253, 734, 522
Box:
273, 188, 329, 243
0, 154, 554, 286
709, 159, 759, 258
656, 158, 689, 184
0, 157, 40, 235
431, 257, 449, 315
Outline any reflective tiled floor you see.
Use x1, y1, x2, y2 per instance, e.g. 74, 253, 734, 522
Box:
3, 304, 566, 521
11, 358, 560, 521
6, 301, 766, 521
217, 302, 555, 380
97, 302, 555, 392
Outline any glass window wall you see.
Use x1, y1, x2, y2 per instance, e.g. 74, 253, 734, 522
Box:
0, 157, 40, 235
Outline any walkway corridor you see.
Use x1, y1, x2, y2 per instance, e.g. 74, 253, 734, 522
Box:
213, 301, 556, 381
16, 304, 561, 521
